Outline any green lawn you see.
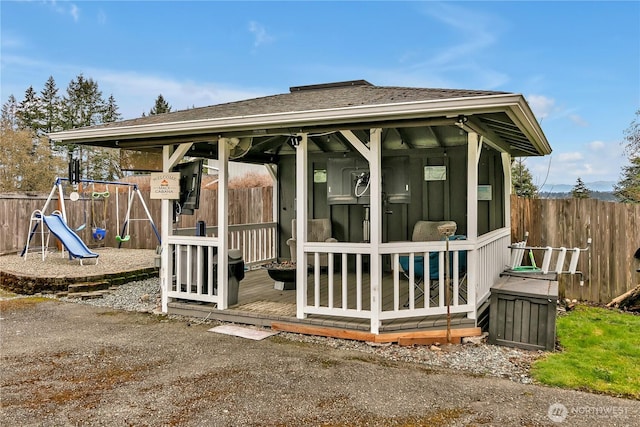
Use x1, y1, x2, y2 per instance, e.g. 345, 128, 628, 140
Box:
531, 305, 640, 399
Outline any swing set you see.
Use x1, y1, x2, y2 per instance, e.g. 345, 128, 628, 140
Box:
22, 177, 161, 260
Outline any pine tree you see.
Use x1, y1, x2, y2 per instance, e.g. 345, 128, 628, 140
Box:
571, 177, 590, 199
149, 94, 171, 115
1, 95, 18, 130
40, 76, 62, 133
61, 74, 106, 129
614, 156, 640, 203
511, 159, 538, 198
102, 94, 122, 123
615, 110, 640, 203
16, 86, 44, 133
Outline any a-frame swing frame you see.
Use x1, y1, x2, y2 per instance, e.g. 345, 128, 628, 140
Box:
116, 183, 161, 248
38, 177, 161, 248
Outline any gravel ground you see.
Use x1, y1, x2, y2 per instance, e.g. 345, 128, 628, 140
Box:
0, 247, 156, 278
51, 277, 540, 384
2, 293, 639, 427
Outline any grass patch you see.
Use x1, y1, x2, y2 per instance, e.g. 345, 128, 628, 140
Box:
531, 305, 640, 399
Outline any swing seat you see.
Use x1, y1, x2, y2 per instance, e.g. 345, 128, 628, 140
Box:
75, 224, 86, 232
116, 235, 130, 242
92, 227, 107, 240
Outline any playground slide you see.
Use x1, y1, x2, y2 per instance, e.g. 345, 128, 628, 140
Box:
43, 213, 99, 264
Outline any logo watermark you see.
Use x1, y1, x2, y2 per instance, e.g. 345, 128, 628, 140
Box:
547, 402, 630, 423
548, 403, 568, 423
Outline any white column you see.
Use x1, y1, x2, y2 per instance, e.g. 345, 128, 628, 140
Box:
161, 145, 171, 313
467, 132, 479, 240
295, 134, 308, 319
466, 132, 479, 319
501, 152, 512, 230
369, 128, 382, 334
265, 164, 279, 258
218, 138, 229, 309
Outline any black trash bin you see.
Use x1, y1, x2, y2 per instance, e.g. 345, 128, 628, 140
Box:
213, 249, 245, 306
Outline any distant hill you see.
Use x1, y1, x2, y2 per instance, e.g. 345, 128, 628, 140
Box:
540, 180, 615, 193
539, 190, 617, 202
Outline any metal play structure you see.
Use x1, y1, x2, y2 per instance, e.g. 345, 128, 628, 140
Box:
22, 177, 161, 263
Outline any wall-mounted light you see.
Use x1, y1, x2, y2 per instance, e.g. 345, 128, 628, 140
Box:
290, 135, 302, 147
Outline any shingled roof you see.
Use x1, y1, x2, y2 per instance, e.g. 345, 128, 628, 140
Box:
93, 80, 507, 129
49, 80, 550, 158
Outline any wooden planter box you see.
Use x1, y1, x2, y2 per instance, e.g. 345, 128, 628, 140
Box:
489, 275, 558, 351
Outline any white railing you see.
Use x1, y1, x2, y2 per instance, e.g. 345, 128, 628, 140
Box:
302, 243, 372, 319
228, 222, 277, 266
165, 226, 512, 332
380, 240, 475, 320
166, 235, 220, 304
299, 229, 511, 330
176, 222, 277, 267
474, 229, 511, 306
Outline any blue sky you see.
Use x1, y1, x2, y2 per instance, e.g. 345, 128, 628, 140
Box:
1, 1, 638, 189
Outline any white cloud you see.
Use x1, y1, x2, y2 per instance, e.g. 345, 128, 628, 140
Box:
70, 4, 79, 22
248, 21, 275, 48
97, 9, 107, 25
569, 114, 588, 127
41, 0, 80, 22
527, 140, 626, 188
91, 69, 268, 119
0, 52, 268, 119
398, 3, 509, 89
527, 94, 556, 121
557, 152, 583, 162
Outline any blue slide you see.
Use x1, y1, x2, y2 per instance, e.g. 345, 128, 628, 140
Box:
43, 213, 99, 264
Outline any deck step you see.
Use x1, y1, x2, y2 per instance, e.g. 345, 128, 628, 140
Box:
67, 290, 110, 300
67, 281, 110, 294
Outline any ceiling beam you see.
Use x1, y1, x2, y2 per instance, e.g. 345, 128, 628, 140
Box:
340, 130, 371, 162
466, 118, 511, 153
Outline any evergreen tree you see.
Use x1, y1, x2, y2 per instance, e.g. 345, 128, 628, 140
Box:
103, 94, 122, 123
614, 156, 640, 203
149, 94, 171, 115
511, 159, 538, 198
622, 109, 639, 157
59, 74, 122, 181
1, 95, 18, 130
615, 110, 640, 203
16, 86, 44, 133
571, 177, 590, 199
61, 74, 106, 129
40, 76, 62, 133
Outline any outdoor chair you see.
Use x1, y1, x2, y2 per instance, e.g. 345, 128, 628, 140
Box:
286, 218, 338, 268
398, 221, 468, 306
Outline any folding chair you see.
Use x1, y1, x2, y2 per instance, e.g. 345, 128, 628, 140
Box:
399, 235, 467, 306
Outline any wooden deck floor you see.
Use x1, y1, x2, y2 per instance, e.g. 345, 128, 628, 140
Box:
168, 267, 477, 335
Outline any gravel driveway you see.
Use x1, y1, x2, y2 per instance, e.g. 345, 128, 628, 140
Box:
1, 298, 638, 426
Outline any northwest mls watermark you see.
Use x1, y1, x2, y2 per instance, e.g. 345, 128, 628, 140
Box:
548, 402, 631, 423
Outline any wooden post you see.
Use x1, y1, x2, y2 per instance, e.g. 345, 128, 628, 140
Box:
218, 138, 229, 309
295, 133, 308, 319
369, 128, 382, 334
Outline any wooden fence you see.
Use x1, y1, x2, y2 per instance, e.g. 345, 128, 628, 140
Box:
511, 195, 640, 303
0, 187, 273, 255
2, 190, 638, 303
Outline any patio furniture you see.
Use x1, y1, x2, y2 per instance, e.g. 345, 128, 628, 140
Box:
399, 221, 467, 305
506, 232, 592, 286
286, 218, 338, 267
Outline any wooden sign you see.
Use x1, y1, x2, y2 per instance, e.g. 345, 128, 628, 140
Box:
150, 173, 180, 199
